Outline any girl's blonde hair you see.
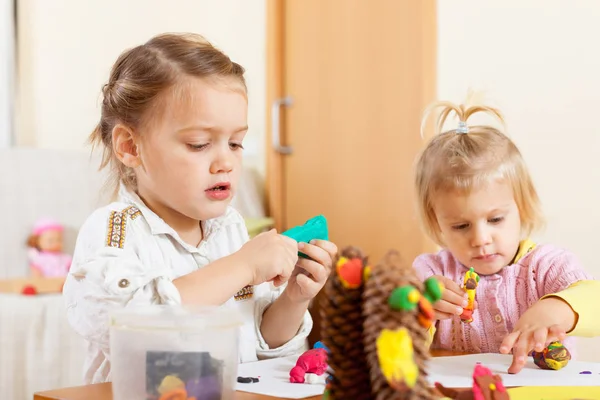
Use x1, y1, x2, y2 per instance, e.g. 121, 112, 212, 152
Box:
90, 33, 247, 197
415, 98, 544, 246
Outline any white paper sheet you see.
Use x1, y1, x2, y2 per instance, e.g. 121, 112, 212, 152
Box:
428, 353, 600, 387
235, 353, 600, 398
236, 355, 325, 399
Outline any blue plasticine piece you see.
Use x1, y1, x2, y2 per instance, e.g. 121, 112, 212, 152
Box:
313, 341, 330, 353
282, 215, 329, 258
282, 215, 329, 242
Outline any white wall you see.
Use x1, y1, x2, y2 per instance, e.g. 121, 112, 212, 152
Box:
438, 0, 600, 361
0, 0, 15, 148
15, 0, 266, 176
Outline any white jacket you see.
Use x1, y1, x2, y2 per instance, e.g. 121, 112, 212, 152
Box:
63, 185, 312, 384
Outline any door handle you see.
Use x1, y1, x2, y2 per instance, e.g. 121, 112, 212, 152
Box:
271, 96, 293, 155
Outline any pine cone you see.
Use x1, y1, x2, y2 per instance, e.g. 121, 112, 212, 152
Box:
362, 250, 437, 400
321, 246, 373, 400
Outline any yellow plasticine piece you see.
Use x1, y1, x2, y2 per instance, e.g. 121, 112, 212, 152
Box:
408, 290, 420, 303
363, 265, 372, 281
376, 328, 418, 389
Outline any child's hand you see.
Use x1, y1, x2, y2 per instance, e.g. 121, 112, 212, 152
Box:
500, 297, 575, 374
283, 239, 337, 304
236, 229, 298, 287
430, 275, 474, 320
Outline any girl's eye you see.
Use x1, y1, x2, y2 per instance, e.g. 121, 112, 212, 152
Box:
452, 224, 469, 231
187, 143, 208, 150
229, 142, 244, 150
489, 216, 504, 224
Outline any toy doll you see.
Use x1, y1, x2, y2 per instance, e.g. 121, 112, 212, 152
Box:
26, 218, 72, 277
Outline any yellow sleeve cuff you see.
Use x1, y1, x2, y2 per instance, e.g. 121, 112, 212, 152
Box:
542, 280, 600, 338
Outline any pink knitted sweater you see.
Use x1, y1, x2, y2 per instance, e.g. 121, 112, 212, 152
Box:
413, 244, 592, 357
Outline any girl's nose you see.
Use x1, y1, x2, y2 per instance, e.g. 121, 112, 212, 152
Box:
471, 225, 492, 247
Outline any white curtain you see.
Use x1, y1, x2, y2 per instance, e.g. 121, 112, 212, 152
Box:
0, 0, 15, 148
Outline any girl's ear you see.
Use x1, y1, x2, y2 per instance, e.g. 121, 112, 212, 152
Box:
112, 124, 141, 168
27, 234, 39, 249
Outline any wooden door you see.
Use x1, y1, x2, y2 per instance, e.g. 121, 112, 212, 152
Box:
266, 0, 437, 345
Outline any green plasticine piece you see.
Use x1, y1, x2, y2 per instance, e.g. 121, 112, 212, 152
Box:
282, 215, 329, 242
282, 215, 329, 258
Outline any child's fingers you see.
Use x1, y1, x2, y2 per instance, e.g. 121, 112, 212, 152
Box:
271, 274, 289, 287
437, 276, 464, 296
257, 228, 277, 238
298, 242, 331, 268
309, 239, 338, 259
434, 299, 463, 317
441, 287, 467, 308
500, 331, 520, 354
295, 273, 319, 297
508, 332, 532, 374
296, 258, 328, 283
508, 352, 528, 374
547, 325, 566, 344
276, 261, 293, 283
280, 235, 300, 258
434, 275, 467, 305
434, 310, 455, 320
513, 332, 533, 358
533, 328, 548, 352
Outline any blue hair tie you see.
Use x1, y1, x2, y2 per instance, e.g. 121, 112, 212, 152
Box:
456, 121, 469, 134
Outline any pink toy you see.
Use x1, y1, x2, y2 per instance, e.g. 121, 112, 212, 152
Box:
472, 364, 507, 400
289, 348, 328, 383
27, 218, 72, 278
435, 363, 509, 400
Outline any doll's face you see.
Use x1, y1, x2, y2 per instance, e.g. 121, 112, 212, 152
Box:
38, 230, 63, 252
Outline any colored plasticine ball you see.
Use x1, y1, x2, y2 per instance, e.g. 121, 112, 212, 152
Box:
387, 277, 444, 312
388, 286, 420, 311
423, 276, 443, 303
532, 341, 571, 370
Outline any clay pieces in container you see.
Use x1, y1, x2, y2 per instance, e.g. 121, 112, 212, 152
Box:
146, 351, 223, 400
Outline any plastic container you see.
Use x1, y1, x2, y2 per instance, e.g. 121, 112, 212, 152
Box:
109, 305, 242, 400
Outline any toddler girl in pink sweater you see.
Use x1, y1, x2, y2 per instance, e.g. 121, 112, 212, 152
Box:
413, 98, 593, 373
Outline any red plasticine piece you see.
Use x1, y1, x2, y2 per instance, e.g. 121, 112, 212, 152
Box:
289, 348, 328, 383
337, 257, 364, 288
22, 285, 37, 295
